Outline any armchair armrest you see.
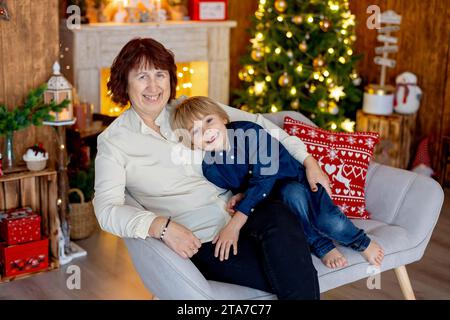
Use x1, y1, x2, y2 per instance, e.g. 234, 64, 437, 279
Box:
365, 162, 444, 247
124, 237, 214, 299
122, 191, 213, 299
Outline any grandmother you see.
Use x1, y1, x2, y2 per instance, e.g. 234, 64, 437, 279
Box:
94, 38, 331, 299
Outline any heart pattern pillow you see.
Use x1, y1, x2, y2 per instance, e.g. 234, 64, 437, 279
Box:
283, 116, 380, 219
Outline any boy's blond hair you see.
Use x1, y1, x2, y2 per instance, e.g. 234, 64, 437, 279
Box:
171, 96, 230, 148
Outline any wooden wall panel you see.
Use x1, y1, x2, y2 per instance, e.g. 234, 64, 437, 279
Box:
228, 0, 258, 102
349, 0, 450, 172
0, 0, 60, 167
229, 0, 450, 176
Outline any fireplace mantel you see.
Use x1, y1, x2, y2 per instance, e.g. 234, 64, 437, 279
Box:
60, 21, 237, 113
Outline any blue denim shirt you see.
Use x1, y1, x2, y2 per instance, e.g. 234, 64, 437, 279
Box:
202, 121, 306, 216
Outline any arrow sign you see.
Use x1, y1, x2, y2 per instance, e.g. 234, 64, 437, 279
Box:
375, 45, 399, 54
379, 10, 402, 24
377, 34, 398, 44
374, 56, 396, 68
377, 25, 400, 33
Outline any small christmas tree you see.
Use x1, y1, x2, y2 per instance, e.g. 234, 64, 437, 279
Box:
233, 0, 362, 131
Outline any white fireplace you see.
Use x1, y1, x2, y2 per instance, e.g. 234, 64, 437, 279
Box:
60, 21, 236, 115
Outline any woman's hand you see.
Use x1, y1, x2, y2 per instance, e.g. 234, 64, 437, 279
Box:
149, 217, 201, 259
303, 155, 332, 196
212, 211, 248, 261
225, 193, 245, 216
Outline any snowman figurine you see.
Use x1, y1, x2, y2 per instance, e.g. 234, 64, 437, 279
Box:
394, 72, 422, 114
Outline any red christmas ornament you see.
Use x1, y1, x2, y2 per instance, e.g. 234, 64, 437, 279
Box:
0, 0, 10, 21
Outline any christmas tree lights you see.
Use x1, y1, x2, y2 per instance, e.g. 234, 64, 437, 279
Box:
233, 0, 362, 131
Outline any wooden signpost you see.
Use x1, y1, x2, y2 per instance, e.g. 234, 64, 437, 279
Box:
374, 10, 402, 86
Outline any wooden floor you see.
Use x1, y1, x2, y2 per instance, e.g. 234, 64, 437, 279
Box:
1, 189, 449, 300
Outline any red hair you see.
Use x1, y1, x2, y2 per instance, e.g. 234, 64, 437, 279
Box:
107, 38, 178, 106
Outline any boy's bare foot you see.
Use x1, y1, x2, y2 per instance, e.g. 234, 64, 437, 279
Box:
321, 248, 348, 269
361, 240, 384, 266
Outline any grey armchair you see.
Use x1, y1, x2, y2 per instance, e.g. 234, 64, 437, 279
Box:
123, 111, 445, 300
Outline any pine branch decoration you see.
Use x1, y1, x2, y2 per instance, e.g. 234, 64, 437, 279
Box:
0, 84, 69, 135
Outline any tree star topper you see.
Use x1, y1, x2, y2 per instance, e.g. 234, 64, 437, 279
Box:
0, 0, 10, 21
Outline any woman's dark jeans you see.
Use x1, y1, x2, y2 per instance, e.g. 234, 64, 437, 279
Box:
191, 199, 320, 300
278, 181, 371, 258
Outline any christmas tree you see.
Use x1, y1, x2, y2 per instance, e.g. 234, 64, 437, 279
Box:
233, 0, 362, 131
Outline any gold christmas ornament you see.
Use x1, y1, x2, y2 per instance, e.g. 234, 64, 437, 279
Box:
313, 55, 325, 69
290, 99, 300, 110
318, 99, 327, 108
292, 15, 303, 24
278, 72, 292, 87
244, 75, 253, 82
274, 0, 287, 13
251, 49, 264, 62
299, 41, 308, 52
319, 18, 332, 32
239, 67, 254, 82
240, 105, 249, 112
328, 101, 339, 115
329, 106, 339, 115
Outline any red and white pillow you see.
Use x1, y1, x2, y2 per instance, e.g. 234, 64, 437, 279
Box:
283, 116, 380, 219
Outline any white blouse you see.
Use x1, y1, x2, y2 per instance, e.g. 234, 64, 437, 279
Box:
93, 98, 310, 242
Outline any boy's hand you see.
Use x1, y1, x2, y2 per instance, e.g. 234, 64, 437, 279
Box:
226, 193, 245, 216
212, 211, 248, 261
304, 155, 332, 196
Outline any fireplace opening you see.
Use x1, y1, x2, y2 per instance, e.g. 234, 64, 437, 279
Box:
100, 61, 208, 117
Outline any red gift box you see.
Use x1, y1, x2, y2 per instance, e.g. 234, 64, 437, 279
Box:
189, 0, 228, 21
0, 238, 49, 277
0, 207, 41, 245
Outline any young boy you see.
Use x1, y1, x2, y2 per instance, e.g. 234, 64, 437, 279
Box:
171, 96, 384, 269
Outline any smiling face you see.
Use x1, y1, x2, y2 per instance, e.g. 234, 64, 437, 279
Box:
190, 113, 228, 151
127, 65, 171, 120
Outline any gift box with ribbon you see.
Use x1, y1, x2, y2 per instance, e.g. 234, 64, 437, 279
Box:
189, 0, 228, 21
0, 207, 41, 245
0, 238, 49, 277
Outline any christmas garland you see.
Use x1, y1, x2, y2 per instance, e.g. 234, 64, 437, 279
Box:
0, 84, 69, 136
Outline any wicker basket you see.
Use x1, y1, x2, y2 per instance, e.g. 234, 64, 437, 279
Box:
69, 188, 98, 240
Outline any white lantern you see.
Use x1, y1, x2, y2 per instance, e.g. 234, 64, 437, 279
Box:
44, 62, 74, 122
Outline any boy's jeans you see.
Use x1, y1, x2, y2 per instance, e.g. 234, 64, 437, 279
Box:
277, 181, 371, 258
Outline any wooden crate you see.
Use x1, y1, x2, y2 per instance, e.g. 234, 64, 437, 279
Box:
0, 168, 59, 282
356, 110, 417, 169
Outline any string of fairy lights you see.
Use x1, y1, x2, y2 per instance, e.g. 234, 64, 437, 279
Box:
237, 0, 361, 132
